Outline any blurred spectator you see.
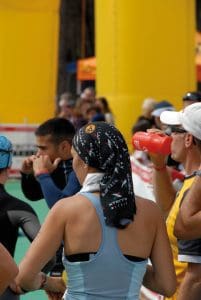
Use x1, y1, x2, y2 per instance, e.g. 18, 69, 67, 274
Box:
182, 91, 201, 108
131, 97, 157, 134
85, 105, 105, 122
151, 100, 175, 130
132, 118, 154, 135
56, 92, 77, 128
141, 97, 157, 120
56, 92, 73, 116
80, 86, 96, 102
73, 97, 91, 130
95, 97, 115, 124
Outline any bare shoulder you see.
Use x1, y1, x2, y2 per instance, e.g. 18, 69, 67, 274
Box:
135, 196, 163, 221
51, 195, 78, 209
49, 194, 90, 216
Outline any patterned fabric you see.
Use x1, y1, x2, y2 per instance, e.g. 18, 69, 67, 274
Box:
72, 122, 136, 229
0, 135, 13, 169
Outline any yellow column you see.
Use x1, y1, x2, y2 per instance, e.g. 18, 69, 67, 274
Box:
0, 0, 60, 123
95, 0, 196, 148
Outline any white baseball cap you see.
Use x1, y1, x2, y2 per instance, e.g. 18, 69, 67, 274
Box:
160, 102, 201, 140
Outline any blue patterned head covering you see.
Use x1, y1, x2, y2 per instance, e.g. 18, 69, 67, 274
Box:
72, 122, 136, 229
0, 136, 13, 169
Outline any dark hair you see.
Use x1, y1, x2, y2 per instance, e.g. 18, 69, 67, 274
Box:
97, 97, 111, 113
35, 118, 75, 144
182, 91, 201, 102
86, 105, 102, 115
132, 118, 153, 134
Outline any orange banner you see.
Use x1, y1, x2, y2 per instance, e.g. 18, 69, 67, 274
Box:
77, 57, 96, 80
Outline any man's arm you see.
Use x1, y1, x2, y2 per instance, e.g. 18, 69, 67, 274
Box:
21, 173, 44, 201
7, 199, 55, 273
149, 152, 177, 219
11, 200, 67, 293
0, 243, 18, 295
174, 174, 201, 239
20, 155, 44, 201
177, 263, 201, 300
36, 171, 81, 208
142, 202, 176, 297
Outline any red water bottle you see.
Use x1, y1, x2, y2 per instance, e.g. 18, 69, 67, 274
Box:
132, 131, 172, 155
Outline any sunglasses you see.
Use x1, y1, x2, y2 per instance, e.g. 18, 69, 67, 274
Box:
165, 126, 187, 135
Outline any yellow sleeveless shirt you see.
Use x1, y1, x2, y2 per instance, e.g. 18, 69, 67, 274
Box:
165, 175, 195, 300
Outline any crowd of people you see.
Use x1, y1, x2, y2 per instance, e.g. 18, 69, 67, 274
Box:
56, 88, 115, 130
1, 88, 201, 300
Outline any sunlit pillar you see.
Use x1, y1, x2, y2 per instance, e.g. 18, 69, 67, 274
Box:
0, 0, 60, 123
95, 0, 196, 148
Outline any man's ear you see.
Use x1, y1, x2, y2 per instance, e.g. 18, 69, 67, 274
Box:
59, 140, 71, 153
185, 133, 194, 148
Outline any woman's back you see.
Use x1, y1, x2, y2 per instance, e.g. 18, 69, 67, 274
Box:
62, 193, 161, 299
63, 193, 157, 257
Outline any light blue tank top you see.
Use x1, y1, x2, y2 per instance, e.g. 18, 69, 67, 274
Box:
62, 192, 148, 299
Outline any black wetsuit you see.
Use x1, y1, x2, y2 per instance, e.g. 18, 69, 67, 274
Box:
0, 183, 51, 300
